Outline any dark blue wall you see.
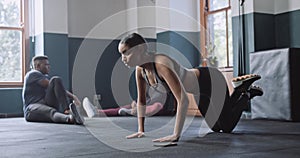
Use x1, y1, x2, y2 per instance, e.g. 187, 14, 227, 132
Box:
157, 31, 201, 68
68, 37, 155, 109
0, 88, 23, 116
68, 33, 198, 109
254, 13, 276, 51
232, 13, 253, 76
275, 10, 300, 48
0, 31, 205, 114
232, 9, 300, 76
44, 33, 70, 90
94, 39, 121, 109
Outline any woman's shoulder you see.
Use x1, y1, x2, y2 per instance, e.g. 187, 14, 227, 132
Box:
153, 54, 171, 63
135, 66, 143, 72
153, 54, 178, 69
153, 53, 169, 59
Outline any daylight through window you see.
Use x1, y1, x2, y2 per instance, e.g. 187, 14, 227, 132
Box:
0, 0, 26, 86
202, 0, 232, 68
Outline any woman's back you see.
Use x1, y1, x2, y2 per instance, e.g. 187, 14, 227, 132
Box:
153, 54, 200, 94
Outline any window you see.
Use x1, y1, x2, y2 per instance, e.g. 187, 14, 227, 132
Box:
200, 0, 232, 68
0, 0, 27, 87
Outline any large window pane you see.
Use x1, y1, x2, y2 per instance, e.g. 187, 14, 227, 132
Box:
209, 0, 229, 11
0, 0, 21, 27
0, 29, 22, 82
208, 11, 227, 67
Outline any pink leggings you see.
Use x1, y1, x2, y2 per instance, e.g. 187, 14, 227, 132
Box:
98, 102, 169, 116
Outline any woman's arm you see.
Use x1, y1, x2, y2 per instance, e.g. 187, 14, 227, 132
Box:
126, 67, 147, 139
152, 62, 189, 142
136, 66, 147, 132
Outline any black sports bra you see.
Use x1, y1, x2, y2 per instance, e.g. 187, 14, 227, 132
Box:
142, 63, 170, 93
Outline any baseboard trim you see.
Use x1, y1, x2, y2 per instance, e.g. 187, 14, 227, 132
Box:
0, 113, 24, 118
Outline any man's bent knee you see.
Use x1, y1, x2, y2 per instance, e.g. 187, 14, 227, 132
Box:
49, 76, 62, 84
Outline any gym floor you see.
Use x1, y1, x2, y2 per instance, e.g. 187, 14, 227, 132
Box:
1, 116, 300, 158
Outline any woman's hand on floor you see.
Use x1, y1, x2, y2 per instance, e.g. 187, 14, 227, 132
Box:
152, 134, 179, 142
126, 132, 145, 139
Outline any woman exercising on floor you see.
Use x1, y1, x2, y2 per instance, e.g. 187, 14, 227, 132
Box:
118, 33, 263, 142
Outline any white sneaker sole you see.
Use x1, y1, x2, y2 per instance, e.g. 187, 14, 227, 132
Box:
83, 97, 97, 118
231, 74, 261, 88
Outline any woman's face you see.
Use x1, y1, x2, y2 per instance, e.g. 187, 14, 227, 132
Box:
118, 43, 142, 67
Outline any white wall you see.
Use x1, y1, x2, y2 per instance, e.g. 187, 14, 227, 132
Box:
67, 0, 200, 39
232, 0, 300, 17
43, 0, 68, 34
126, 0, 200, 37
31, 0, 68, 35
156, 0, 200, 33
29, 0, 43, 36
28, 0, 44, 55
253, 0, 275, 14
169, 0, 200, 32
40, 0, 300, 38
231, 0, 254, 17
137, 0, 156, 38
126, 0, 138, 34
253, 0, 300, 14
40, 0, 200, 39
155, 0, 170, 33
68, 0, 127, 39
274, 0, 300, 14
125, 0, 156, 39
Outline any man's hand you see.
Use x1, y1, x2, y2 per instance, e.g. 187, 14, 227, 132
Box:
72, 95, 81, 106
66, 91, 81, 106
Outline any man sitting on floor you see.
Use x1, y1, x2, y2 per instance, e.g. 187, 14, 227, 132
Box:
22, 55, 84, 125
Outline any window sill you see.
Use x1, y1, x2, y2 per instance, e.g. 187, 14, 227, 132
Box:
218, 67, 233, 72
0, 83, 23, 88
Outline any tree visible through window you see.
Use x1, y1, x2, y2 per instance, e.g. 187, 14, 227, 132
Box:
0, 0, 26, 86
202, 0, 232, 68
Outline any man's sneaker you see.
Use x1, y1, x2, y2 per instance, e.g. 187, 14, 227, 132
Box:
69, 103, 84, 125
118, 108, 132, 116
232, 74, 261, 91
83, 97, 98, 118
248, 85, 263, 99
